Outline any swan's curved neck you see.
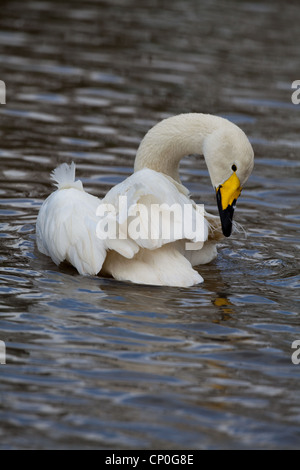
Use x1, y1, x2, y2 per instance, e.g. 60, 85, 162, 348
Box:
134, 113, 229, 182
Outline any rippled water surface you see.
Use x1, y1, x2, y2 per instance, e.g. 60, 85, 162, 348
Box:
0, 0, 300, 450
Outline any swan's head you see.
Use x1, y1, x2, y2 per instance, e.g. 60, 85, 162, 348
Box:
135, 113, 254, 237
203, 125, 254, 237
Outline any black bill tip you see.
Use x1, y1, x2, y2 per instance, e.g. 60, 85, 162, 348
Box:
216, 188, 236, 237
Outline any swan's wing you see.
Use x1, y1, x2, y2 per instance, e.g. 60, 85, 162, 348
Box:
36, 163, 139, 275
98, 168, 210, 286
36, 187, 106, 275
101, 168, 209, 250
36, 165, 211, 285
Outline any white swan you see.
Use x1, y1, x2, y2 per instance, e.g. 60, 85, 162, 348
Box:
36, 113, 254, 287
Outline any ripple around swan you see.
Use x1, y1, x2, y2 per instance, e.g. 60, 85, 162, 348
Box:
0, 0, 300, 450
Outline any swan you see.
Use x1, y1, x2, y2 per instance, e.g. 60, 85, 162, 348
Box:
36, 113, 254, 287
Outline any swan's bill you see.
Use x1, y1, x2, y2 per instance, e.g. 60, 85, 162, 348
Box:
216, 172, 242, 237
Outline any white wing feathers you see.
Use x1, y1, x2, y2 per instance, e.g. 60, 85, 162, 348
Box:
102, 168, 208, 250
36, 186, 106, 275
36, 163, 211, 286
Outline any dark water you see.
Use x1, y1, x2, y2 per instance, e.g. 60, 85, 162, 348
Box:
0, 0, 300, 450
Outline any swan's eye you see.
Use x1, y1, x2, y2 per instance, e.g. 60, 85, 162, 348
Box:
231, 164, 237, 172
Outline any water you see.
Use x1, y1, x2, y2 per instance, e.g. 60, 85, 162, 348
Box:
0, 0, 300, 450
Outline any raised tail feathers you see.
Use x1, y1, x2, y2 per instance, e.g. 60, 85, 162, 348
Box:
51, 162, 83, 191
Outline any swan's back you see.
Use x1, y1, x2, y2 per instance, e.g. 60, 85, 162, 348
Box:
36, 164, 218, 286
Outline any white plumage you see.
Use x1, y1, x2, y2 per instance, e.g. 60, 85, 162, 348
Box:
36, 167, 105, 275
36, 113, 254, 287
